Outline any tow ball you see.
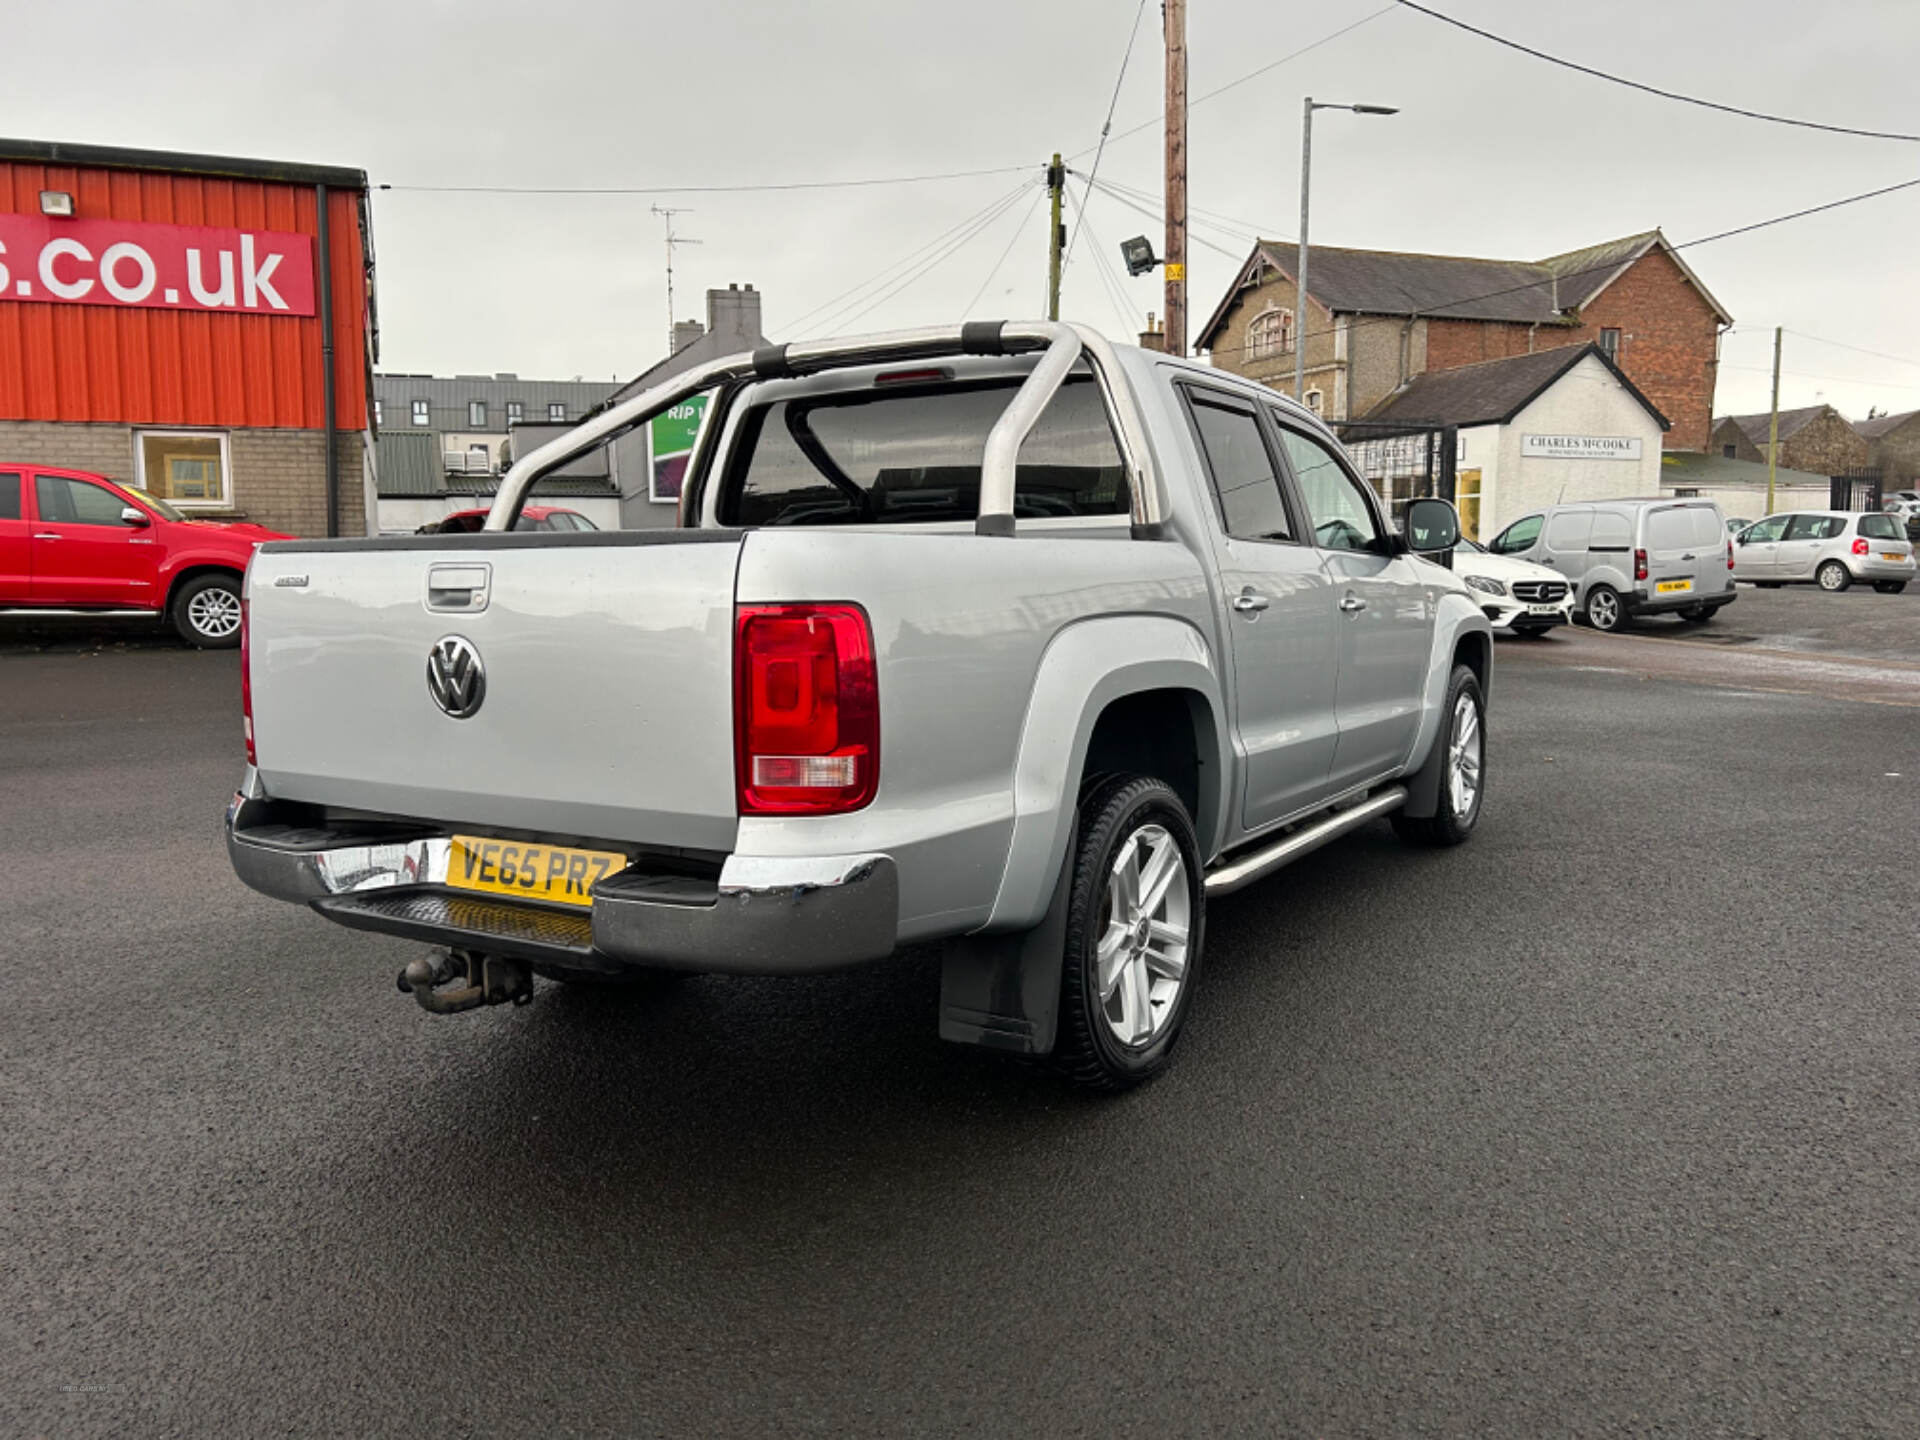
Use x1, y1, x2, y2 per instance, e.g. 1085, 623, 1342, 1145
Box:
396, 948, 533, 1014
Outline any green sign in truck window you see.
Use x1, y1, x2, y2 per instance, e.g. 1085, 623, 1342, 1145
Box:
650, 397, 708, 502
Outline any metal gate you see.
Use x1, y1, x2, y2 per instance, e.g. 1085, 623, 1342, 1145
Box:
1830, 467, 1882, 512
1333, 421, 1459, 535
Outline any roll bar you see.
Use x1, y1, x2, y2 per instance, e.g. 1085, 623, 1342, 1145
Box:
484, 320, 1166, 535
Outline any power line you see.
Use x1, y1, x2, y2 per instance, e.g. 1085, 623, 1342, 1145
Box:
1721, 362, 1920, 391
1064, 187, 1145, 337
1210, 173, 1920, 360
1094, 175, 1287, 244
1082, 177, 1249, 261
1784, 329, 1920, 373
831, 185, 1034, 332
376, 164, 1032, 197
966, 185, 1049, 313
1065, 0, 1152, 268
1394, 0, 1920, 145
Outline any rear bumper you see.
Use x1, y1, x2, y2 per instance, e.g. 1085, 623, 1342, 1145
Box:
1626, 586, 1735, 616
1855, 556, 1915, 580
226, 783, 899, 975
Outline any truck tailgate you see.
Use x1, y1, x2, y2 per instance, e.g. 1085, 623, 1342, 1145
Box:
246, 533, 742, 852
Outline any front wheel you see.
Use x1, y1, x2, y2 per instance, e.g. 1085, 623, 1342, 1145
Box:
1582, 584, 1625, 632
1054, 775, 1204, 1093
1392, 664, 1486, 848
1817, 561, 1852, 592
1873, 581, 1907, 595
171, 573, 244, 648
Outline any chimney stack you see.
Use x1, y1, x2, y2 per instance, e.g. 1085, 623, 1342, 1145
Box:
707, 282, 765, 349
1138, 311, 1168, 353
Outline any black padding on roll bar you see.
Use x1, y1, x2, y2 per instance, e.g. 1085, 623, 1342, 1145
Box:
751, 344, 794, 378
960, 321, 1009, 356
974, 513, 1017, 537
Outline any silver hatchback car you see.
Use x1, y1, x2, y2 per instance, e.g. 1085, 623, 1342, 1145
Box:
1733, 510, 1915, 593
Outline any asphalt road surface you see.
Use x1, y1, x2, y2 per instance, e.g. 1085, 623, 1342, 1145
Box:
5, 640, 1918, 1436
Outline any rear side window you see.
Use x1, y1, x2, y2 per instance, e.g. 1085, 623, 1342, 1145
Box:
1545, 510, 1593, 550
0, 472, 19, 520
1785, 514, 1843, 541
1858, 514, 1899, 540
1186, 392, 1292, 541
1589, 511, 1632, 549
721, 376, 1128, 527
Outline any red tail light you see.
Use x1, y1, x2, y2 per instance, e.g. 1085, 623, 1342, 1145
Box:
1634, 548, 1649, 581
1852, 537, 1870, 556
734, 603, 878, 815
240, 595, 257, 765
1727, 539, 1736, 570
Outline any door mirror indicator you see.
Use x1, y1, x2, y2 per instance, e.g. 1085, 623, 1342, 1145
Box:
120, 507, 151, 527
1403, 498, 1460, 553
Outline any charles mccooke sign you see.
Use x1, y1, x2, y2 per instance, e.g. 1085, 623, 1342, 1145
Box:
1521, 434, 1643, 461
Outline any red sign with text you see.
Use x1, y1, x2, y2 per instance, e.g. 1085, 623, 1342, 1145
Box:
0, 214, 316, 318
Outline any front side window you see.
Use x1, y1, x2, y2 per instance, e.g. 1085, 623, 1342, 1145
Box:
468, 400, 487, 427
722, 375, 1128, 527
1785, 514, 1843, 541
36, 475, 142, 526
1249, 308, 1293, 359
1491, 515, 1543, 554
1859, 513, 1900, 541
0, 471, 19, 520
137, 432, 228, 505
411, 399, 429, 426
1184, 391, 1292, 541
1743, 515, 1789, 543
1276, 426, 1379, 552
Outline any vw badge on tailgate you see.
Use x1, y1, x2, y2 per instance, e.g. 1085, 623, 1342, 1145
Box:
427, 636, 486, 719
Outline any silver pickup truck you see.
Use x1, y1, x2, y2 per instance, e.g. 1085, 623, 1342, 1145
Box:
228, 321, 1491, 1090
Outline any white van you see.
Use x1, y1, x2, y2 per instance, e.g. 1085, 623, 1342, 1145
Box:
1487, 498, 1737, 631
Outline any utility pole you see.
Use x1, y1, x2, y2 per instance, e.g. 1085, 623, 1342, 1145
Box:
1163, 0, 1188, 356
1046, 154, 1065, 321
1766, 324, 1782, 515
650, 205, 700, 355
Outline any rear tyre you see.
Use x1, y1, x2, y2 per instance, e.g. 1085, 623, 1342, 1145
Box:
1817, 561, 1852, 592
1582, 584, 1624, 632
1873, 581, 1907, 595
1680, 605, 1711, 623
1755, 582, 1784, 589
1391, 664, 1486, 849
1054, 774, 1204, 1093
172, 573, 244, 648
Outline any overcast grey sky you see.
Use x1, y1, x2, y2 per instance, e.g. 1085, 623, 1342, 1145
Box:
11, 0, 1918, 418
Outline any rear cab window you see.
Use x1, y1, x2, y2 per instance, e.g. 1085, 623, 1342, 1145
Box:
718, 372, 1128, 527
1646, 507, 1719, 550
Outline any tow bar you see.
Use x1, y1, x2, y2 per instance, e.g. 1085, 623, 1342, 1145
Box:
397, 948, 533, 1015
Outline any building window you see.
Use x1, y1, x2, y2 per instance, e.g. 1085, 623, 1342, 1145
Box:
374, 398, 383, 428
468, 400, 487, 427
1455, 468, 1482, 541
1304, 388, 1324, 415
135, 430, 231, 507
1249, 308, 1293, 360
506, 401, 523, 424
411, 399, 429, 427
1721, 443, 1736, 459
548, 402, 567, 422
1673, 487, 1699, 498
1598, 327, 1621, 361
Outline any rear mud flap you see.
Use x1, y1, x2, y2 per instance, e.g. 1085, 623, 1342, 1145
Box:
938, 815, 1075, 1056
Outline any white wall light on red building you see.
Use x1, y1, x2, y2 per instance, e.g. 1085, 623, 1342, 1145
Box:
38, 190, 74, 217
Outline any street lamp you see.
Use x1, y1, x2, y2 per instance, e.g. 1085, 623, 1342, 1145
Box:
1296, 98, 1398, 403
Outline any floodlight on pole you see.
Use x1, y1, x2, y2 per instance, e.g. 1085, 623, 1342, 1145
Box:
1120, 235, 1160, 278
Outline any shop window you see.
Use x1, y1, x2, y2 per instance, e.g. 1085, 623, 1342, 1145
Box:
136, 431, 229, 507
1599, 328, 1620, 361
507, 401, 523, 424
1249, 308, 1293, 360
411, 400, 429, 427
1455, 467, 1482, 541
548, 402, 567, 421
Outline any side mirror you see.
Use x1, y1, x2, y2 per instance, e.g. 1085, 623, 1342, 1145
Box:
1404, 497, 1460, 553
120, 506, 151, 526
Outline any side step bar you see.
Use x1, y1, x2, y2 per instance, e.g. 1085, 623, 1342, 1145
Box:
1203, 787, 1406, 897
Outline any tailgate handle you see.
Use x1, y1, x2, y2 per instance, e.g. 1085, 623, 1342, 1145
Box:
426, 563, 491, 613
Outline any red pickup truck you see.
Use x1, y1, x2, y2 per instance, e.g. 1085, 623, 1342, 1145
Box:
0, 466, 287, 646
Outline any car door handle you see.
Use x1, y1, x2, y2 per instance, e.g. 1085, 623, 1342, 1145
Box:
1231, 590, 1270, 614
1339, 594, 1367, 614
33, 532, 60, 540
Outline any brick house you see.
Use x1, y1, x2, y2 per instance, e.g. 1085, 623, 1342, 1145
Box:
1855, 409, 1920, 486
1709, 405, 1867, 475
1194, 229, 1731, 452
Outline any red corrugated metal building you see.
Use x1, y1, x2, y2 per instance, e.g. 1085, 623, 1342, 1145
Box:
0, 138, 377, 536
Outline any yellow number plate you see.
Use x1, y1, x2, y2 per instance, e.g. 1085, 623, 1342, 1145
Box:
1655, 579, 1693, 594
1882, 553, 1911, 563
446, 835, 626, 908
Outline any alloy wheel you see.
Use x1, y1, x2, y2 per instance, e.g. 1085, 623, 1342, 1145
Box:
187, 587, 242, 640
1096, 823, 1191, 1047
1588, 590, 1620, 630
1448, 692, 1482, 816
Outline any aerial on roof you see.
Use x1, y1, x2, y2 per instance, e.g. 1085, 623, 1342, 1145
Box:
1715, 404, 1848, 446
1360, 342, 1670, 431
1196, 229, 1732, 351
1853, 409, 1919, 440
